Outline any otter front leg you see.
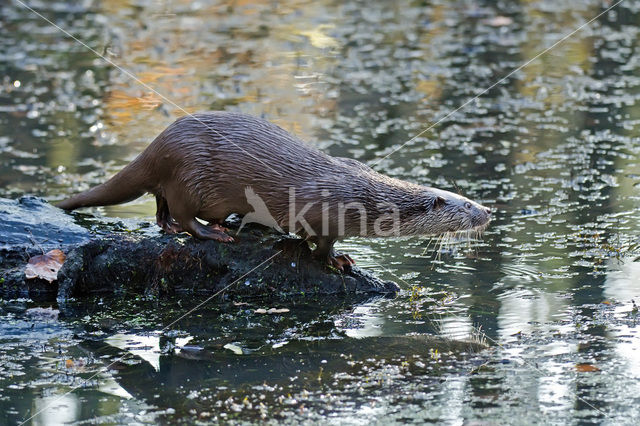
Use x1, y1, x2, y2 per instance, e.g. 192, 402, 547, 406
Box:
313, 238, 355, 271
206, 221, 229, 233
155, 195, 183, 234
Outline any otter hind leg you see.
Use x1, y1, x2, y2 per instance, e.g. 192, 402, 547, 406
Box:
313, 237, 356, 271
164, 185, 233, 243
155, 194, 182, 234
182, 218, 234, 242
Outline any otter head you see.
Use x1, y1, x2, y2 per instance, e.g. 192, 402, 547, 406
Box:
404, 187, 491, 236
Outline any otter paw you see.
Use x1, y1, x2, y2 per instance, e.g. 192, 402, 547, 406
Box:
207, 223, 229, 233
329, 254, 356, 271
158, 220, 183, 234
190, 229, 235, 242
206, 230, 234, 243
184, 219, 235, 242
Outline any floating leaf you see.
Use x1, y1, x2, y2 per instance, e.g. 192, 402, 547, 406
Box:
64, 358, 87, 369
576, 363, 600, 372
223, 343, 244, 355
25, 249, 66, 283
484, 16, 513, 27
255, 308, 290, 315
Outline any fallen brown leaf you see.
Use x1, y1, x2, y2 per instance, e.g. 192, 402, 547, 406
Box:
576, 363, 600, 373
25, 249, 66, 283
64, 358, 87, 369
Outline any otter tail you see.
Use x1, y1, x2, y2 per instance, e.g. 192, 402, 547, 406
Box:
57, 156, 152, 210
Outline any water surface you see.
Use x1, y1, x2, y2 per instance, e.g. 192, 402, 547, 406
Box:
2, 0, 640, 423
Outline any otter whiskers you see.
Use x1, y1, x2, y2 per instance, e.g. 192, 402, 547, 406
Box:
421, 223, 488, 263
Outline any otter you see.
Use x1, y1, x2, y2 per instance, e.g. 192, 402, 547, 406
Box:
58, 112, 491, 270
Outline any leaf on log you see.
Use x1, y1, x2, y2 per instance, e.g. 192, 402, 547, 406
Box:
25, 249, 66, 283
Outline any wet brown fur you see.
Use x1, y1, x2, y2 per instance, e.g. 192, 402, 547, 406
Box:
58, 112, 491, 267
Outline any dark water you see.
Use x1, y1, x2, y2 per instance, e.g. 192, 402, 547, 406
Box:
2, 0, 640, 423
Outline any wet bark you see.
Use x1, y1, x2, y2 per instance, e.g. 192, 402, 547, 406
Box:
0, 197, 399, 300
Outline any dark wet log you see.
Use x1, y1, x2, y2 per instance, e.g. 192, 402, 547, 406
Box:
0, 197, 399, 300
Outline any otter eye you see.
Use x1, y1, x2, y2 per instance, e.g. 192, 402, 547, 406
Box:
464, 202, 472, 209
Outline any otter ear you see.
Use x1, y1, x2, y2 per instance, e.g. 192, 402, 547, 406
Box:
432, 196, 446, 210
